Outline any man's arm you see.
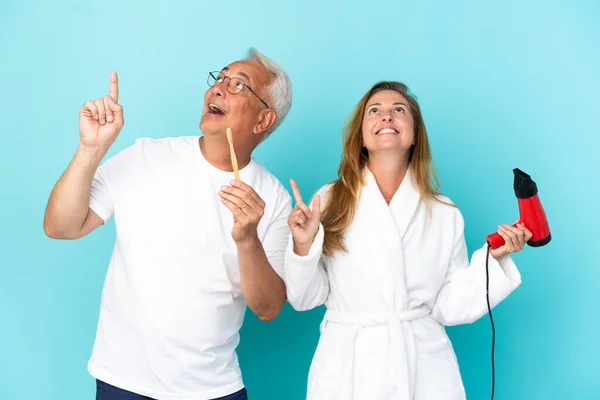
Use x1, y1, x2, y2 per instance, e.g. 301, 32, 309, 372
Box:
43, 71, 123, 239
43, 145, 106, 239
236, 236, 286, 321
219, 180, 290, 321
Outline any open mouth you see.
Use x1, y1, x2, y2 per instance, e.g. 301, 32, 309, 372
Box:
376, 128, 398, 135
208, 103, 226, 115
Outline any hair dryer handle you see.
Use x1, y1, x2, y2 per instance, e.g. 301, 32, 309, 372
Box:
486, 231, 507, 249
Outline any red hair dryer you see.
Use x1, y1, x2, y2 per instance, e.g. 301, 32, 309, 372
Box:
486, 168, 551, 249
484, 168, 551, 400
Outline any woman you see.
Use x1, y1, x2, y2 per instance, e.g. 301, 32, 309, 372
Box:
284, 81, 532, 399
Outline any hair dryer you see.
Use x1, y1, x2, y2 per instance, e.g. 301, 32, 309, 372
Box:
483, 168, 551, 400
486, 168, 551, 249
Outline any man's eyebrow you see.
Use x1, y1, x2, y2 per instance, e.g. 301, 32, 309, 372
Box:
236, 71, 251, 82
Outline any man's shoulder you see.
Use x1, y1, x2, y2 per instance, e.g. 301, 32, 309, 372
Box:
132, 135, 197, 152
109, 135, 195, 153
111, 135, 197, 161
250, 159, 292, 202
99, 136, 197, 176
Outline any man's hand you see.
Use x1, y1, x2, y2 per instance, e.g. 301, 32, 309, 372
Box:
79, 71, 123, 151
219, 180, 265, 244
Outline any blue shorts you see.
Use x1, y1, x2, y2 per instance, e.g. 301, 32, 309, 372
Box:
95, 380, 248, 400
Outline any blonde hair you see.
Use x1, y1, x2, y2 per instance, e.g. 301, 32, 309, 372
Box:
320, 81, 450, 256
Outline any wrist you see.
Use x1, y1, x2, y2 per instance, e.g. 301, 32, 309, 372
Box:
297, 231, 318, 247
490, 249, 509, 261
235, 232, 260, 249
293, 240, 313, 257
75, 143, 106, 171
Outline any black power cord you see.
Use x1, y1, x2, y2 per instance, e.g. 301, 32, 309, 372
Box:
485, 243, 495, 400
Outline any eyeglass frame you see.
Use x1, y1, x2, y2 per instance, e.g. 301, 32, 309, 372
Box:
207, 71, 270, 109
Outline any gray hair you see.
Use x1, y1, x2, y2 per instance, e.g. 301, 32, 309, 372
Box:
245, 48, 292, 137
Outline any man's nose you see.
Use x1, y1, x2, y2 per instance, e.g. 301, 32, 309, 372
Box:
210, 77, 230, 98
210, 83, 225, 98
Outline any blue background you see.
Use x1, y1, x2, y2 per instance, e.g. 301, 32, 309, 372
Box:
1, 0, 599, 399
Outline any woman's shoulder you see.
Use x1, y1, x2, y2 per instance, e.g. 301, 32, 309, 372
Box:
310, 181, 336, 210
431, 193, 463, 216
428, 194, 469, 234
315, 181, 335, 197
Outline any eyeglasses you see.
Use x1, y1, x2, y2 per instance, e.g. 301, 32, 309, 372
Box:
207, 71, 270, 109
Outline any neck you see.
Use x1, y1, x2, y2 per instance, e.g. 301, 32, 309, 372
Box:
199, 134, 252, 172
367, 151, 410, 204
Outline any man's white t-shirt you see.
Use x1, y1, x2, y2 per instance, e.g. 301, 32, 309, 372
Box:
86, 136, 292, 400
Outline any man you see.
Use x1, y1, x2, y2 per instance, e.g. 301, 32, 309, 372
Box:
43, 48, 293, 400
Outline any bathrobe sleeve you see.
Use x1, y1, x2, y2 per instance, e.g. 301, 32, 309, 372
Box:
283, 223, 329, 311
431, 208, 522, 326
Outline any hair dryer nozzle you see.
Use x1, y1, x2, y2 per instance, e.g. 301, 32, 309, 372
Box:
513, 168, 538, 199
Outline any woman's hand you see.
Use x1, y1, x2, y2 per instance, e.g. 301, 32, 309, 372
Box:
490, 223, 533, 259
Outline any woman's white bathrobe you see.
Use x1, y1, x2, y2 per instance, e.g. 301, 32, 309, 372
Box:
283, 168, 522, 399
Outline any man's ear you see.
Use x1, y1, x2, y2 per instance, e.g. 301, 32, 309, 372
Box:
253, 108, 277, 136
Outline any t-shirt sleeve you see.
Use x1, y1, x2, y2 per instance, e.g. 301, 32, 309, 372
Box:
262, 189, 293, 279
89, 168, 114, 222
